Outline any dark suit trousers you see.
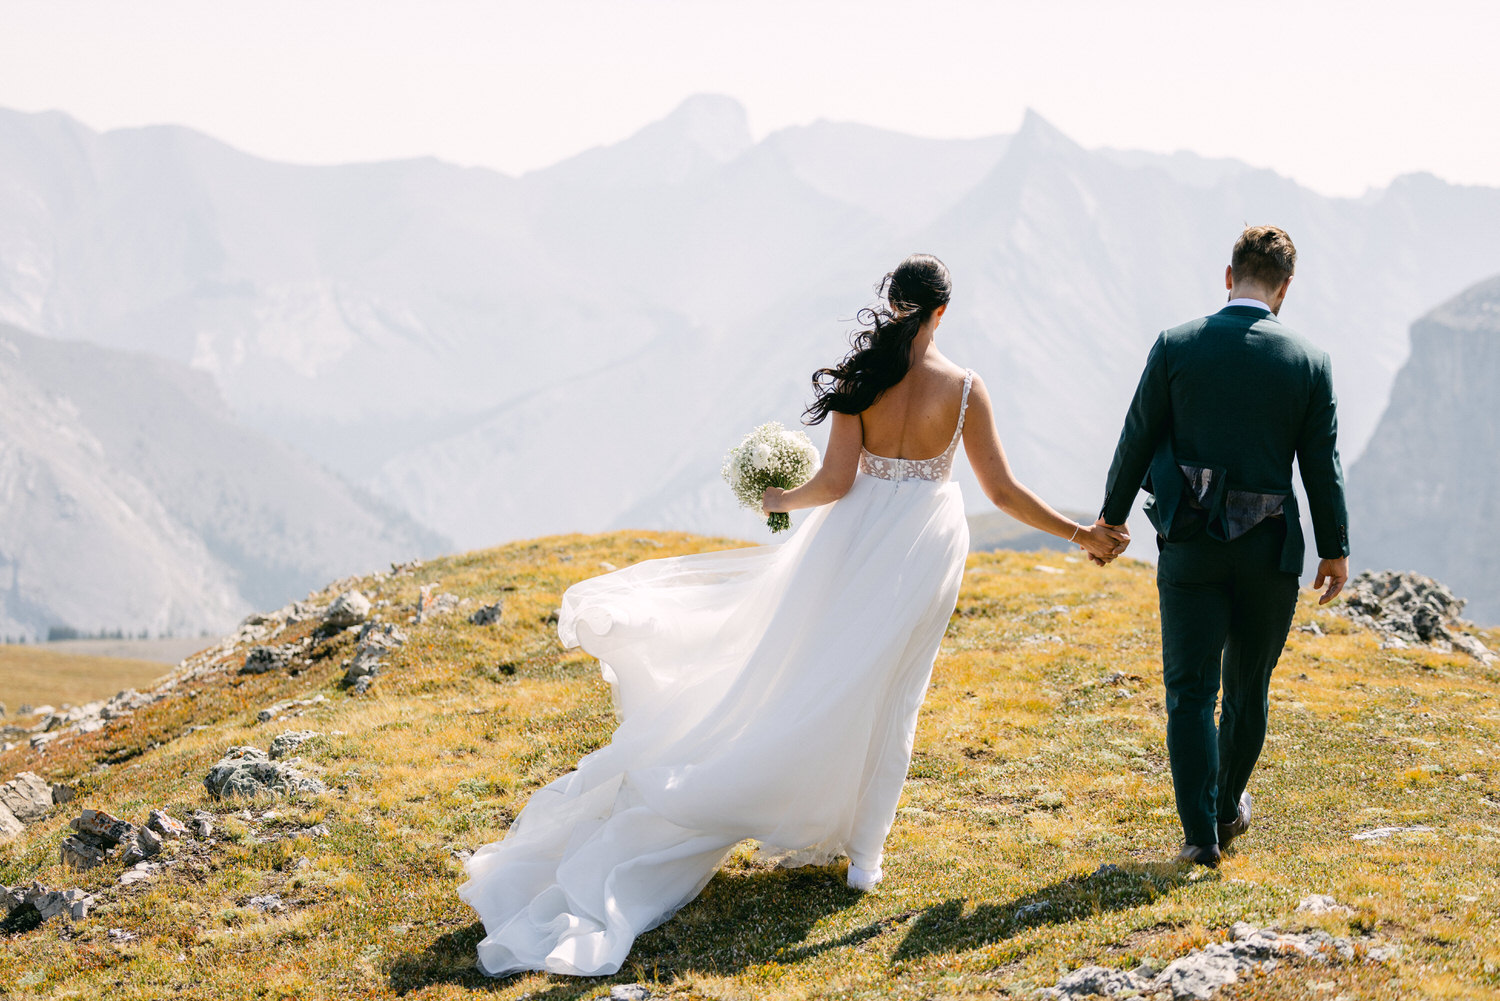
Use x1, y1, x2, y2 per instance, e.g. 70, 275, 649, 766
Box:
1156, 517, 1299, 846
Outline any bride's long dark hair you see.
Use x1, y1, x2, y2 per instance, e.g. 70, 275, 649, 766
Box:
803, 254, 952, 425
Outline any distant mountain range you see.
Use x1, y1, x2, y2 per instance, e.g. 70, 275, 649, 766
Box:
1, 95, 1498, 625
1351, 275, 1500, 623
0, 325, 443, 641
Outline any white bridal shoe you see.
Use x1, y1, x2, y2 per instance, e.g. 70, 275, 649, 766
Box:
846, 862, 883, 892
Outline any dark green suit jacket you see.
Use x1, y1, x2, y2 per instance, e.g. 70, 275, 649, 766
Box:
1100, 304, 1349, 574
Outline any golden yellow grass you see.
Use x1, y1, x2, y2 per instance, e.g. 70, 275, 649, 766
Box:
0, 646, 171, 711
2, 530, 1498, 1000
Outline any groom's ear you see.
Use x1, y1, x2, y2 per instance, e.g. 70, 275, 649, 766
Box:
1224, 264, 1234, 291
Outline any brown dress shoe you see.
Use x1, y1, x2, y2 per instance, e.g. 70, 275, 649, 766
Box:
1176, 843, 1221, 868
1217, 792, 1252, 850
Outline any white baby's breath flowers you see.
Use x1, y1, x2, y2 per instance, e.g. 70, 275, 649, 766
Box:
722, 422, 820, 533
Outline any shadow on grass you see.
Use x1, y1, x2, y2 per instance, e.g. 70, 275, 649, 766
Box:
388, 862, 863, 998
892, 861, 1200, 963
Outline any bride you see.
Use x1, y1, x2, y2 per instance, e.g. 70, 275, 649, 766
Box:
458, 253, 1129, 978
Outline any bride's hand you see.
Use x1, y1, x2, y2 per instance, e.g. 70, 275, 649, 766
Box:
1077, 521, 1130, 563
761, 487, 786, 515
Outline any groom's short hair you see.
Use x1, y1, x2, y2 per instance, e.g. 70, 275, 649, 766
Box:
1231, 226, 1297, 287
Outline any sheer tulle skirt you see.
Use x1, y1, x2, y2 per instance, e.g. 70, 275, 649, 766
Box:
458, 473, 969, 977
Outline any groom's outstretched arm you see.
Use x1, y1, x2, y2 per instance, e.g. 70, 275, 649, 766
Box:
1100, 333, 1170, 526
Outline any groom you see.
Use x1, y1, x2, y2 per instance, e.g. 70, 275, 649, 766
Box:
1097, 225, 1350, 867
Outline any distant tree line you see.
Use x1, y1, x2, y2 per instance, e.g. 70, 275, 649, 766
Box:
1, 626, 177, 644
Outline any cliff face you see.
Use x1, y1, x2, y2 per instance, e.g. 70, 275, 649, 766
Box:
1350, 275, 1500, 624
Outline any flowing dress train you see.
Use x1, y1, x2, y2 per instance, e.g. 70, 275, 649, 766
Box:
458, 371, 975, 977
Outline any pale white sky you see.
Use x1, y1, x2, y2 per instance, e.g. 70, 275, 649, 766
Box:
2, 0, 1497, 197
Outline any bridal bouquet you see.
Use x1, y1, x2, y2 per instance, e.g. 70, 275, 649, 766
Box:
722, 422, 820, 533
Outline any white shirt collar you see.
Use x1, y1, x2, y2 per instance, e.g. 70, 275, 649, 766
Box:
1226, 297, 1272, 311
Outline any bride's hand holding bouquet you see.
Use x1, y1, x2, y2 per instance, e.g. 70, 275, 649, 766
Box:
721, 422, 819, 533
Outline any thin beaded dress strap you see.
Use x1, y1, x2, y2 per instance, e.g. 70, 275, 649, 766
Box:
946, 370, 975, 452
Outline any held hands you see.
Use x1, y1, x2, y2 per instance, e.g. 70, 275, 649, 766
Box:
1080, 518, 1131, 566
1313, 556, 1349, 605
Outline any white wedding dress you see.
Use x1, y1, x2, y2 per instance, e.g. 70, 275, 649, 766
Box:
459, 371, 975, 978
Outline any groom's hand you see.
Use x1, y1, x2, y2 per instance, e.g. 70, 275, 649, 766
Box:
1080, 519, 1130, 565
1313, 557, 1349, 605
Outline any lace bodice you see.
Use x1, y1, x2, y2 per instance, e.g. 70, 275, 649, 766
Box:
858, 369, 973, 483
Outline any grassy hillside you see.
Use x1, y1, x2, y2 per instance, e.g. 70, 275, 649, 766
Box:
2, 531, 1498, 1000
0, 646, 172, 711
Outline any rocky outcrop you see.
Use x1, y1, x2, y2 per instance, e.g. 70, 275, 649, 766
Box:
60, 808, 137, 870
0, 770, 75, 839
267, 731, 322, 760
343, 621, 408, 694
1350, 275, 1500, 625
324, 591, 372, 628
1, 881, 96, 926
1337, 570, 1494, 663
203, 746, 326, 799
241, 645, 294, 674
1045, 920, 1397, 999
469, 601, 504, 626
0, 771, 52, 825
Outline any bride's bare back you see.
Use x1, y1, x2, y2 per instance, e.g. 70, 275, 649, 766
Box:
858, 354, 969, 460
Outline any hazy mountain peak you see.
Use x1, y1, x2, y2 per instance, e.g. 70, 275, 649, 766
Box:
530, 92, 751, 187
1423, 274, 1500, 332
659, 93, 753, 163
1010, 108, 1082, 155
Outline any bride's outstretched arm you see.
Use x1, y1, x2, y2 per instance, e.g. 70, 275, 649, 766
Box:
962, 374, 1129, 563
763, 411, 861, 513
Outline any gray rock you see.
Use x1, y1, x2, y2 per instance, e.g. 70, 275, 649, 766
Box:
1297, 893, 1353, 915
190, 809, 214, 839
1039, 923, 1402, 1000
119, 862, 161, 886
1156, 946, 1243, 999
1045, 965, 1149, 998
0, 803, 22, 840
469, 601, 504, 626
51, 783, 76, 805
247, 893, 285, 913
350, 675, 374, 696
0, 770, 54, 824
71, 808, 136, 846
1338, 570, 1494, 663
324, 590, 372, 628
7, 881, 96, 922
344, 621, 408, 685
610, 986, 651, 1001
204, 746, 327, 799
241, 645, 291, 674
60, 835, 109, 869
256, 693, 327, 723
147, 809, 187, 839
1351, 824, 1434, 841
107, 927, 137, 942
121, 825, 163, 865
417, 585, 460, 623
268, 730, 322, 760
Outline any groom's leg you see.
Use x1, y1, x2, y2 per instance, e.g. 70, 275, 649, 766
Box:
1157, 537, 1234, 847
1216, 521, 1299, 823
